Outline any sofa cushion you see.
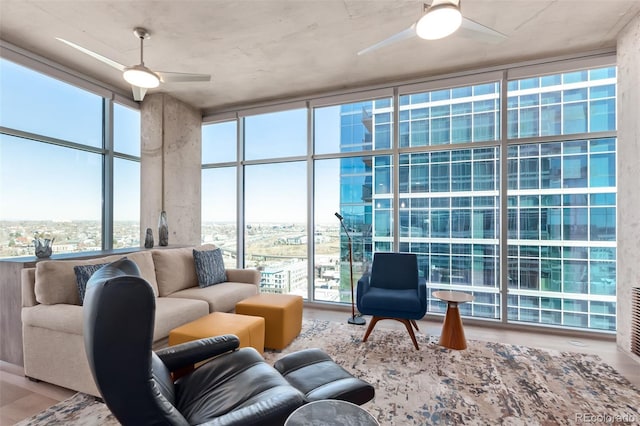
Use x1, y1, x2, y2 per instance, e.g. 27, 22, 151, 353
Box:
22, 298, 210, 345
35, 251, 159, 305
74, 262, 109, 305
167, 282, 259, 313
153, 297, 210, 341
193, 248, 227, 287
152, 245, 216, 297
22, 303, 84, 335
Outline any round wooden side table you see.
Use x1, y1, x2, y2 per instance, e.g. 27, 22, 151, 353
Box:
432, 290, 475, 350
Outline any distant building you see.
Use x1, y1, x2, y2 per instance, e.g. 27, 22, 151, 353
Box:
260, 260, 307, 296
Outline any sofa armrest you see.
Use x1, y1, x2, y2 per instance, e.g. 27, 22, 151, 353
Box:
21, 268, 38, 307
225, 268, 261, 285
155, 334, 240, 371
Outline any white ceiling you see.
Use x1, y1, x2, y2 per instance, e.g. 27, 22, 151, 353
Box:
1, 1, 639, 113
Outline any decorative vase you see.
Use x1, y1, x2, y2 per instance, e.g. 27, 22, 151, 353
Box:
144, 228, 154, 248
34, 237, 54, 258
158, 211, 169, 246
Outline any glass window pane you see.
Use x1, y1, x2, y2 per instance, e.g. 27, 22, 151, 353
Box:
202, 167, 237, 267
563, 155, 587, 187
244, 162, 307, 298
519, 108, 539, 137
0, 135, 102, 256
507, 138, 616, 331
400, 148, 500, 319
411, 120, 428, 146
590, 99, 616, 132
451, 115, 472, 143
203, 121, 237, 163
590, 153, 615, 187
563, 103, 588, 133
245, 109, 307, 160
113, 158, 140, 249
315, 99, 392, 154
113, 103, 140, 156
507, 66, 616, 139
314, 159, 370, 303
563, 71, 588, 84
0, 58, 103, 148
403, 82, 499, 147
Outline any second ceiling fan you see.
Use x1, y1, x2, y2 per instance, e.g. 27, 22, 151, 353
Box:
57, 27, 211, 101
358, 0, 506, 56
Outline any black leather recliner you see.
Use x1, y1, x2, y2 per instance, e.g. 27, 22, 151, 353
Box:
83, 257, 306, 425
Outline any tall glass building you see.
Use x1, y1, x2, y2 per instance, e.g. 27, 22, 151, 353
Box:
338, 67, 616, 331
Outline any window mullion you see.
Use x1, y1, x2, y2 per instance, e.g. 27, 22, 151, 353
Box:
499, 70, 510, 324
102, 98, 114, 250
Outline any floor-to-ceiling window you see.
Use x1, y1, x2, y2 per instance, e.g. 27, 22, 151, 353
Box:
202, 120, 237, 267
312, 97, 392, 303
506, 67, 617, 331
243, 108, 308, 297
202, 108, 310, 296
203, 56, 616, 333
0, 56, 140, 257
113, 103, 142, 248
395, 80, 502, 319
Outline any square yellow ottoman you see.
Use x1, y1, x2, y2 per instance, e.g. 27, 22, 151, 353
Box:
169, 312, 265, 354
235, 294, 303, 350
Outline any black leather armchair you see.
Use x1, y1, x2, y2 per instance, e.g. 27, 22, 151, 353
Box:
83, 257, 305, 425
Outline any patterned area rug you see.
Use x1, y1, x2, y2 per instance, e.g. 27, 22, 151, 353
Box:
17, 319, 640, 425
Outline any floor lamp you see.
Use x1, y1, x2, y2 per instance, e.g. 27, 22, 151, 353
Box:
335, 213, 366, 326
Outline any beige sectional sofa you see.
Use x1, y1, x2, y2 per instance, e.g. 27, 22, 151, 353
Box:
21, 245, 260, 397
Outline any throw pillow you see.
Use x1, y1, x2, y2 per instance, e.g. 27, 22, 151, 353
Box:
74, 263, 108, 305
193, 248, 227, 287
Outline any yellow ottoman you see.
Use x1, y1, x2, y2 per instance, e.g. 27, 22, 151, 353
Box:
235, 294, 303, 350
169, 312, 265, 354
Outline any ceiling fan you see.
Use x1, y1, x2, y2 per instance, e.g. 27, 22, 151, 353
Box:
57, 27, 211, 101
358, 0, 506, 56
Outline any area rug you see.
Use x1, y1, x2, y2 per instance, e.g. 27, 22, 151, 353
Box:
17, 319, 640, 425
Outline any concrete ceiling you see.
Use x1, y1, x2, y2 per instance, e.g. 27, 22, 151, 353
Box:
1, 1, 639, 113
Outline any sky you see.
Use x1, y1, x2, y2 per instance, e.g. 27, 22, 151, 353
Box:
1, 57, 344, 224
0, 58, 140, 221
201, 106, 344, 224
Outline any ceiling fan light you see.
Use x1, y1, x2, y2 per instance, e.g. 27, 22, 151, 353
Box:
416, 3, 463, 40
123, 65, 160, 88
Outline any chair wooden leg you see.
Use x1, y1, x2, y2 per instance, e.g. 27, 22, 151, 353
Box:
410, 319, 419, 331
362, 316, 380, 342
362, 316, 420, 350
400, 319, 420, 350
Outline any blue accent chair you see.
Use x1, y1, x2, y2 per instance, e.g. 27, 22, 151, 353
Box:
356, 252, 427, 350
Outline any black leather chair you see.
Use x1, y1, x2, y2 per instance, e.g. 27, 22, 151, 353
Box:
83, 257, 305, 425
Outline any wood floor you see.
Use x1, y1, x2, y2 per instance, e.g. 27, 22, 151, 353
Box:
2, 306, 639, 425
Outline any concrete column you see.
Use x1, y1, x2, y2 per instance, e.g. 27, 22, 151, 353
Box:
616, 12, 640, 361
140, 93, 202, 246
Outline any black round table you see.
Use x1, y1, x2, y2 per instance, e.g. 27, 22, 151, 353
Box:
285, 400, 379, 426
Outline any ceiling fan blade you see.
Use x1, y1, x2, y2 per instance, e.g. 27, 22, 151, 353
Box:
458, 17, 507, 43
56, 38, 126, 71
156, 71, 211, 83
131, 85, 147, 102
358, 24, 417, 56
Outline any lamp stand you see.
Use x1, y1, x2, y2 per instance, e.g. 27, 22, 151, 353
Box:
337, 214, 366, 326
